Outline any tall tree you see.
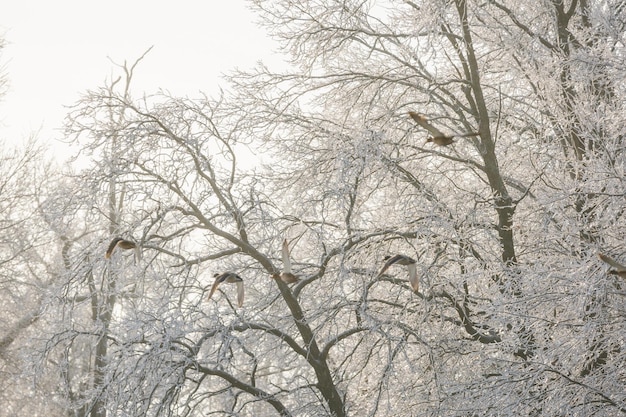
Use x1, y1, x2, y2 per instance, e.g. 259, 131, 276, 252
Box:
0, 35, 72, 416
26, 1, 626, 416
0, 139, 71, 416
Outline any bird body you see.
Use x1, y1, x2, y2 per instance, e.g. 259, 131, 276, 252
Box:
105, 237, 140, 260
377, 254, 419, 292
598, 253, 626, 279
207, 272, 245, 307
408, 111, 479, 146
280, 272, 300, 283
272, 272, 300, 284
428, 136, 456, 146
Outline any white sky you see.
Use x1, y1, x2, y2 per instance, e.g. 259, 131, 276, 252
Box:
0, 1, 281, 152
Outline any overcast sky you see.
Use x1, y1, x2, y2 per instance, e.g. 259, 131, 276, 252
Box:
0, 1, 281, 150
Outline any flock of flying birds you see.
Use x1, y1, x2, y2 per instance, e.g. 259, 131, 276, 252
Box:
104, 236, 418, 308
102, 113, 625, 307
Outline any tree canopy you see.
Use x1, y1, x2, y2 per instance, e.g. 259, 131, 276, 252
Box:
2, 1, 626, 416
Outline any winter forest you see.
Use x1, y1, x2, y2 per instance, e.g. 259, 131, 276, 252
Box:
2, 0, 626, 416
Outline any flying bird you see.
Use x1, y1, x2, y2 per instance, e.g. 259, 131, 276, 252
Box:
273, 239, 300, 283
408, 111, 480, 146
207, 272, 245, 307
377, 254, 419, 292
598, 253, 626, 279
105, 237, 140, 261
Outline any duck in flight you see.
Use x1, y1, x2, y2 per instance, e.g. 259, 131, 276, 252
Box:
598, 253, 626, 279
207, 272, 245, 307
272, 238, 301, 283
105, 237, 140, 261
377, 254, 419, 292
408, 111, 480, 146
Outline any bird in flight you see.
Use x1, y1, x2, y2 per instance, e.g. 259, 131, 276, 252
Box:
377, 254, 419, 292
598, 253, 626, 279
408, 111, 480, 146
207, 272, 245, 307
272, 238, 300, 283
105, 237, 140, 261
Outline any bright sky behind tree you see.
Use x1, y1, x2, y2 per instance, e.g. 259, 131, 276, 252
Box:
0, 1, 280, 150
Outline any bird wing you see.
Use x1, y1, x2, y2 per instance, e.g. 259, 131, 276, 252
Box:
206, 278, 221, 301
377, 255, 401, 277
376, 263, 391, 278
282, 239, 292, 273
407, 263, 419, 292
134, 246, 142, 263
408, 112, 446, 138
105, 238, 122, 259
598, 253, 626, 271
236, 281, 245, 307
397, 255, 417, 265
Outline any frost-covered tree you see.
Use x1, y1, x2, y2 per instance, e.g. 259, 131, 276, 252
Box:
25, 1, 626, 416
0, 34, 73, 415
0, 140, 70, 417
